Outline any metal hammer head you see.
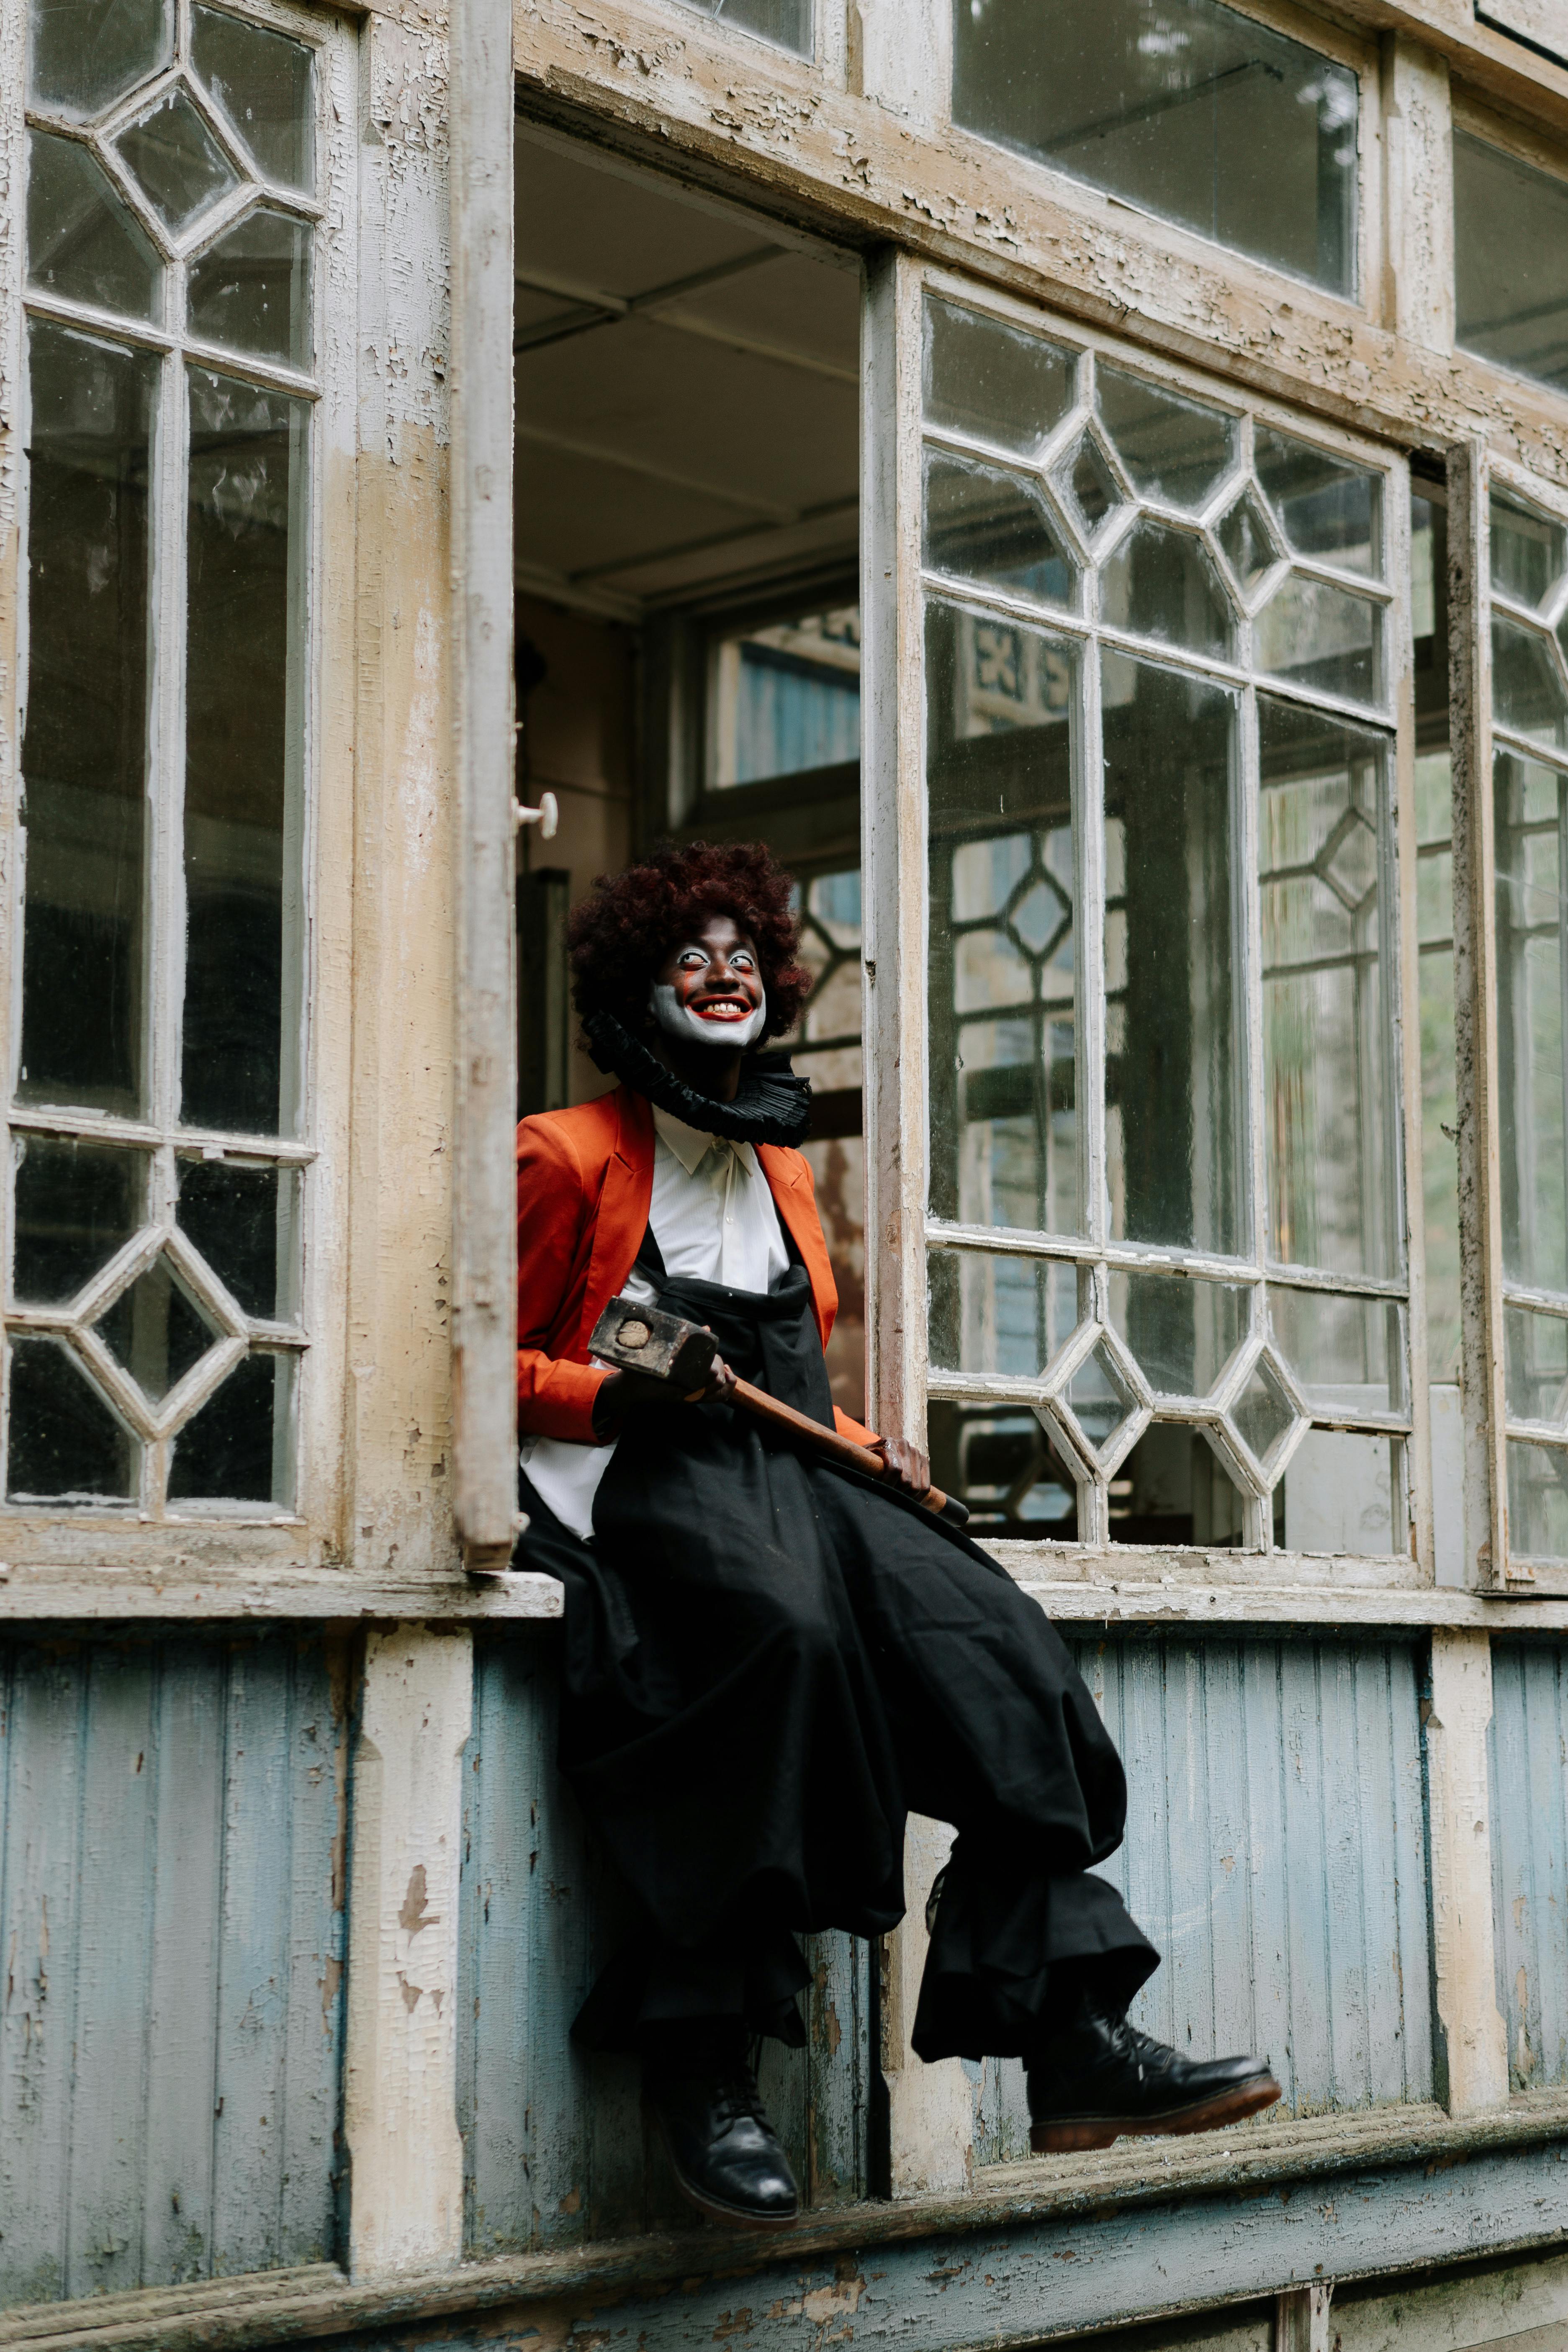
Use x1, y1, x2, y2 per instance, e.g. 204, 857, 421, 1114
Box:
588, 1294, 719, 1389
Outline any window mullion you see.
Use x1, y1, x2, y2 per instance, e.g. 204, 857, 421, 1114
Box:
1386, 458, 1430, 1572
1236, 676, 1270, 1552
1447, 437, 1513, 1588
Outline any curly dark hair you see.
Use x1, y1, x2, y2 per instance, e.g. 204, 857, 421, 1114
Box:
566, 840, 811, 1042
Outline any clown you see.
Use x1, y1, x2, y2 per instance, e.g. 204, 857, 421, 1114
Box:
512, 840, 1279, 2230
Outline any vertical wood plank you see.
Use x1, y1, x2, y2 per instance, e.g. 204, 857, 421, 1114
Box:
141, 1637, 226, 2285
1389, 1636, 1437, 2101
63, 1646, 157, 2300
279, 1637, 348, 2262
212, 1638, 295, 2275
0, 1639, 86, 2306
1240, 1641, 1294, 2107
1279, 1643, 1336, 2102
1317, 1643, 1371, 2105
1490, 1640, 1568, 2090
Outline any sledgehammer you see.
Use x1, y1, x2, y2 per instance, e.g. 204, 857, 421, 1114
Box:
588, 1294, 969, 1528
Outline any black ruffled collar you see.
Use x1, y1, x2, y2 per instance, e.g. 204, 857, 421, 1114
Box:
582, 1008, 812, 1147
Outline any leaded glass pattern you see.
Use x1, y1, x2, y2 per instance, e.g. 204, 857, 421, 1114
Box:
10, 0, 322, 1513
920, 292, 1406, 1552
1488, 481, 1568, 1565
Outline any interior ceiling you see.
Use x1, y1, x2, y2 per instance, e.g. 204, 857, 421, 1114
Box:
514, 126, 861, 617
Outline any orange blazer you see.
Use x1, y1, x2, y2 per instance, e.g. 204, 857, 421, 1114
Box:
516, 1084, 877, 1450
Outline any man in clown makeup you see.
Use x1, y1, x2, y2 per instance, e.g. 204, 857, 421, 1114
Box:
512, 840, 1279, 2231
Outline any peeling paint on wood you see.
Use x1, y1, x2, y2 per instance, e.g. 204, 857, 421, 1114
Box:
0, 1632, 348, 2306
1489, 1641, 1568, 2093
973, 1636, 1434, 2166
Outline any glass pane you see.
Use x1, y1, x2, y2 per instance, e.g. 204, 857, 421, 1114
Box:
1110, 1427, 1246, 1546
1492, 616, 1568, 753
1051, 430, 1123, 543
27, 129, 159, 319
20, 321, 154, 1118
13, 1137, 144, 1304
187, 206, 311, 368
1259, 697, 1393, 1278
1455, 131, 1568, 396
1279, 1429, 1393, 1553
167, 1349, 293, 1503
1495, 751, 1568, 1293
709, 605, 859, 788
183, 369, 307, 1135
923, 449, 1076, 610
192, 3, 314, 193
928, 1398, 1078, 1536
1254, 429, 1380, 577
1094, 367, 1236, 511
1103, 651, 1241, 1254
926, 604, 1077, 1234
951, 0, 1358, 298
1100, 519, 1232, 658
673, 0, 810, 53
6, 1335, 135, 1500
1107, 1269, 1247, 1396
96, 1253, 219, 1401
923, 297, 1074, 457
928, 1247, 1076, 1378
28, 0, 171, 118
1508, 1439, 1568, 1556
1266, 1283, 1393, 1413
1491, 488, 1565, 612
114, 81, 239, 236
1216, 488, 1281, 599
1254, 573, 1381, 708
787, 867, 862, 1092
177, 1157, 299, 1319
1504, 1303, 1568, 1427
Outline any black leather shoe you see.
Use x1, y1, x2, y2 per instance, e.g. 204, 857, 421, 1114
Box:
645, 2035, 800, 2229
1027, 1993, 1281, 2154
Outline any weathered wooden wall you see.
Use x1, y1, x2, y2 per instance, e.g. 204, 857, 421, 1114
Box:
457, 1628, 873, 2254
1490, 1639, 1568, 2092
972, 1636, 1434, 2164
0, 1630, 348, 2306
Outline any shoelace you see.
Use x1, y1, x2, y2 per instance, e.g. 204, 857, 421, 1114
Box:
709, 2045, 768, 2131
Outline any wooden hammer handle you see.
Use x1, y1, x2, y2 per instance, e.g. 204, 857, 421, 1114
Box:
729, 1377, 963, 1522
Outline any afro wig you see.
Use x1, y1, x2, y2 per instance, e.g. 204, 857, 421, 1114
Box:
566, 841, 812, 1043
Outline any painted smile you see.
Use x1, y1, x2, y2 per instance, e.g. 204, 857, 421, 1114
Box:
691, 997, 754, 1020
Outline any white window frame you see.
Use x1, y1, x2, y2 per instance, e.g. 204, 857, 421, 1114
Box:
0, 0, 359, 1553
862, 251, 1431, 1584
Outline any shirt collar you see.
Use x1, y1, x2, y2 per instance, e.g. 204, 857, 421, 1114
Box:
652, 1103, 753, 1175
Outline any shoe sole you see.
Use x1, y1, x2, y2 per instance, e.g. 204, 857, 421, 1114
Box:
1029, 2072, 1283, 2156
654, 2116, 801, 2233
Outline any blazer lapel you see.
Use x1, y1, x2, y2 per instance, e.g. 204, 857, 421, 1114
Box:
760, 1146, 838, 1348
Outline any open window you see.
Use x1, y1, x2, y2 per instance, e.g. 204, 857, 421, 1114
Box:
861, 258, 1419, 1563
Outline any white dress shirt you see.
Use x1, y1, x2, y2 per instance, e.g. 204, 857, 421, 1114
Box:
520, 1104, 790, 1540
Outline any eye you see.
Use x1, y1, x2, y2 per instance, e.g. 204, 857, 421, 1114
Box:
676, 949, 709, 970
732, 950, 756, 972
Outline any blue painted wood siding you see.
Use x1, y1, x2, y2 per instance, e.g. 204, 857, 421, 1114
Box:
972, 1635, 1434, 2163
458, 1628, 872, 2255
1489, 1639, 1568, 2090
0, 1631, 347, 2305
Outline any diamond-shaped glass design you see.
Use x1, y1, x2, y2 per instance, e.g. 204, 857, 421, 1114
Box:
114, 82, 239, 236
96, 1253, 221, 1401
1065, 1333, 1140, 1456
1317, 806, 1379, 912
1053, 429, 1121, 542
1493, 615, 1568, 753
1095, 367, 1236, 512
6, 1334, 136, 1501
1231, 1350, 1300, 1469
1218, 488, 1280, 598
1009, 872, 1071, 957
192, 3, 315, 194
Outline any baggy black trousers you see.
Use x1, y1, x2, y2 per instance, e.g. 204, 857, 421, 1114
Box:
514, 1248, 1158, 2062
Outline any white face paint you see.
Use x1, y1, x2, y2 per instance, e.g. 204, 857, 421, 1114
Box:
650, 978, 768, 1051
